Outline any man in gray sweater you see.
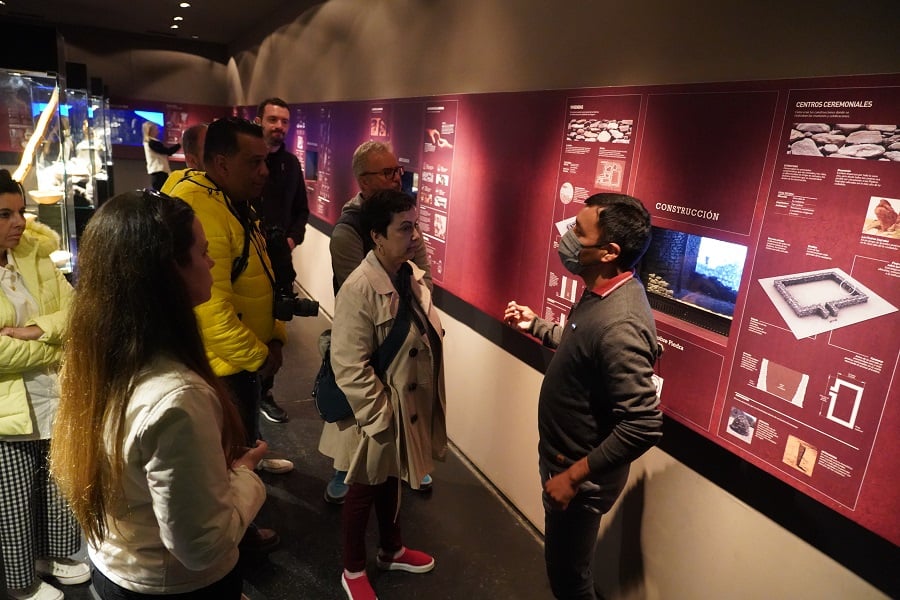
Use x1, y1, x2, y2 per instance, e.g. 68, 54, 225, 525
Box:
330, 141, 431, 293
505, 193, 663, 600
321, 141, 433, 504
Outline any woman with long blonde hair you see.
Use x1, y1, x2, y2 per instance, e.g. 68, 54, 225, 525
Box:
51, 190, 267, 599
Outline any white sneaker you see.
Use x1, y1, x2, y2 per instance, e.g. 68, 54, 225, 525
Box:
35, 557, 91, 585
257, 457, 294, 474
8, 580, 64, 600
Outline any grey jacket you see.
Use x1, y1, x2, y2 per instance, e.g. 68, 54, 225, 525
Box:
330, 193, 432, 294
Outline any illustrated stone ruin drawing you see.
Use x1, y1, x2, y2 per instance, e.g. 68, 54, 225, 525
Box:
773, 271, 868, 319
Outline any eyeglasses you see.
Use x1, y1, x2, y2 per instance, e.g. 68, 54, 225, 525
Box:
361, 166, 404, 179
142, 188, 169, 202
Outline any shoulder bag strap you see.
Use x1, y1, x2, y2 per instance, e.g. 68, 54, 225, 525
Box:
372, 294, 411, 377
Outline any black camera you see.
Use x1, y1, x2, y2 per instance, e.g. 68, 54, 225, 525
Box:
265, 225, 319, 321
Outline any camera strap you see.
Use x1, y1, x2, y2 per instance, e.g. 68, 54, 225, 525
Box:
223, 197, 255, 284
223, 193, 275, 288
170, 172, 258, 284
240, 217, 278, 291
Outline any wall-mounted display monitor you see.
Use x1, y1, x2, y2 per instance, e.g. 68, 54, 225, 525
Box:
401, 169, 418, 200
640, 226, 748, 336
108, 108, 163, 146
304, 149, 318, 180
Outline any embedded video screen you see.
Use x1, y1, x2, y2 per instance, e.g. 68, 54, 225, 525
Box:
108, 109, 164, 146
640, 226, 748, 333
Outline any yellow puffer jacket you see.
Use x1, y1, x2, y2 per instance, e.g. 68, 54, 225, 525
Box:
0, 220, 73, 436
166, 172, 286, 377
160, 168, 198, 196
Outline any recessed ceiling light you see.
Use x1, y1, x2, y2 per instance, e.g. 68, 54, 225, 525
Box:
173, 16, 183, 21
180, 2, 191, 7
170, 24, 179, 29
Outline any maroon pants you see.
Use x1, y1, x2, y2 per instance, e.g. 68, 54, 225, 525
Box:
341, 477, 403, 572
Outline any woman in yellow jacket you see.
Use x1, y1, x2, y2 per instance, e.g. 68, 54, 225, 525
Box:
0, 170, 86, 600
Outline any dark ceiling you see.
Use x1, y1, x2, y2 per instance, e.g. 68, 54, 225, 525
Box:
0, 0, 304, 46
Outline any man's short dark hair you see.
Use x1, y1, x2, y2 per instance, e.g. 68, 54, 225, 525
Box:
585, 193, 652, 269
361, 190, 417, 238
203, 117, 263, 166
256, 97, 289, 119
181, 123, 207, 157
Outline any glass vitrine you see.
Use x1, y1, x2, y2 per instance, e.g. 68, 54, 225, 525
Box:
0, 67, 76, 272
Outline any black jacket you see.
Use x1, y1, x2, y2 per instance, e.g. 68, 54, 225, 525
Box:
255, 144, 310, 245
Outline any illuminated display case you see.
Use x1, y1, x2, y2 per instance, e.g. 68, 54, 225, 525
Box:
89, 93, 114, 206
0, 67, 76, 272
66, 87, 113, 236
639, 225, 748, 336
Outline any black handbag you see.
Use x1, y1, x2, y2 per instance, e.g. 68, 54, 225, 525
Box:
312, 345, 354, 422
313, 277, 414, 422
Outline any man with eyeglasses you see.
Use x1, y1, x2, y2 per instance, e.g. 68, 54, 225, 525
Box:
329, 141, 431, 292
319, 141, 433, 505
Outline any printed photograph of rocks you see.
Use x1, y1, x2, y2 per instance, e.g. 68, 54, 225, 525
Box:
566, 118, 632, 143
788, 123, 900, 161
726, 406, 757, 444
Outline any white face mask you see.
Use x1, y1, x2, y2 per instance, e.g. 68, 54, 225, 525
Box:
558, 229, 609, 275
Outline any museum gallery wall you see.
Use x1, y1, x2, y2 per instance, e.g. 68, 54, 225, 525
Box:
273, 73, 899, 546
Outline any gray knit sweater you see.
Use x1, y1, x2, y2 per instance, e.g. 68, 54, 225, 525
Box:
532, 276, 662, 509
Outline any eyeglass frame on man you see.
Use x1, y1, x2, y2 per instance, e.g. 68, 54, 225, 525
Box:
360, 166, 404, 179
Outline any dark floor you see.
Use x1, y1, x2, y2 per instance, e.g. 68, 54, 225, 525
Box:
58, 312, 551, 599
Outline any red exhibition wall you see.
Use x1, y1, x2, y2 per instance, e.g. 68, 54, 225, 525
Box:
282, 73, 900, 546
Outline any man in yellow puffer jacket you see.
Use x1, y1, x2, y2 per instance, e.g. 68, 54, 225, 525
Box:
165, 118, 289, 552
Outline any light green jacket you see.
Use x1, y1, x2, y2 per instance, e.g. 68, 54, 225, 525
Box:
0, 220, 73, 436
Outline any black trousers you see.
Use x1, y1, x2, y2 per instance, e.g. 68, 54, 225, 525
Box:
92, 563, 242, 599
544, 504, 603, 600
149, 171, 168, 191
222, 370, 261, 446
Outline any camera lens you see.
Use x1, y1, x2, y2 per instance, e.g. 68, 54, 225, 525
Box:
295, 298, 319, 317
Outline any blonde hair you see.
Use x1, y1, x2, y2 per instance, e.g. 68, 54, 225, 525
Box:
352, 141, 392, 178
51, 190, 244, 545
141, 120, 157, 142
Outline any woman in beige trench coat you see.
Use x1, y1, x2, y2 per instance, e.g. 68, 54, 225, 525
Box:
328, 189, 447, 600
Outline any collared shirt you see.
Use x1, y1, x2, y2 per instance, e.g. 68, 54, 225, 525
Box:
0, 252, 39, 326
590, 269, 635, 298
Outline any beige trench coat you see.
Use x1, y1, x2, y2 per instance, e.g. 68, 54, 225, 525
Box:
321, 252, 447, 489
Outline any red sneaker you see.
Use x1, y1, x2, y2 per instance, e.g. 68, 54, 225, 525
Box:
341, 572, 377, 600
376, 546, 435, 573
